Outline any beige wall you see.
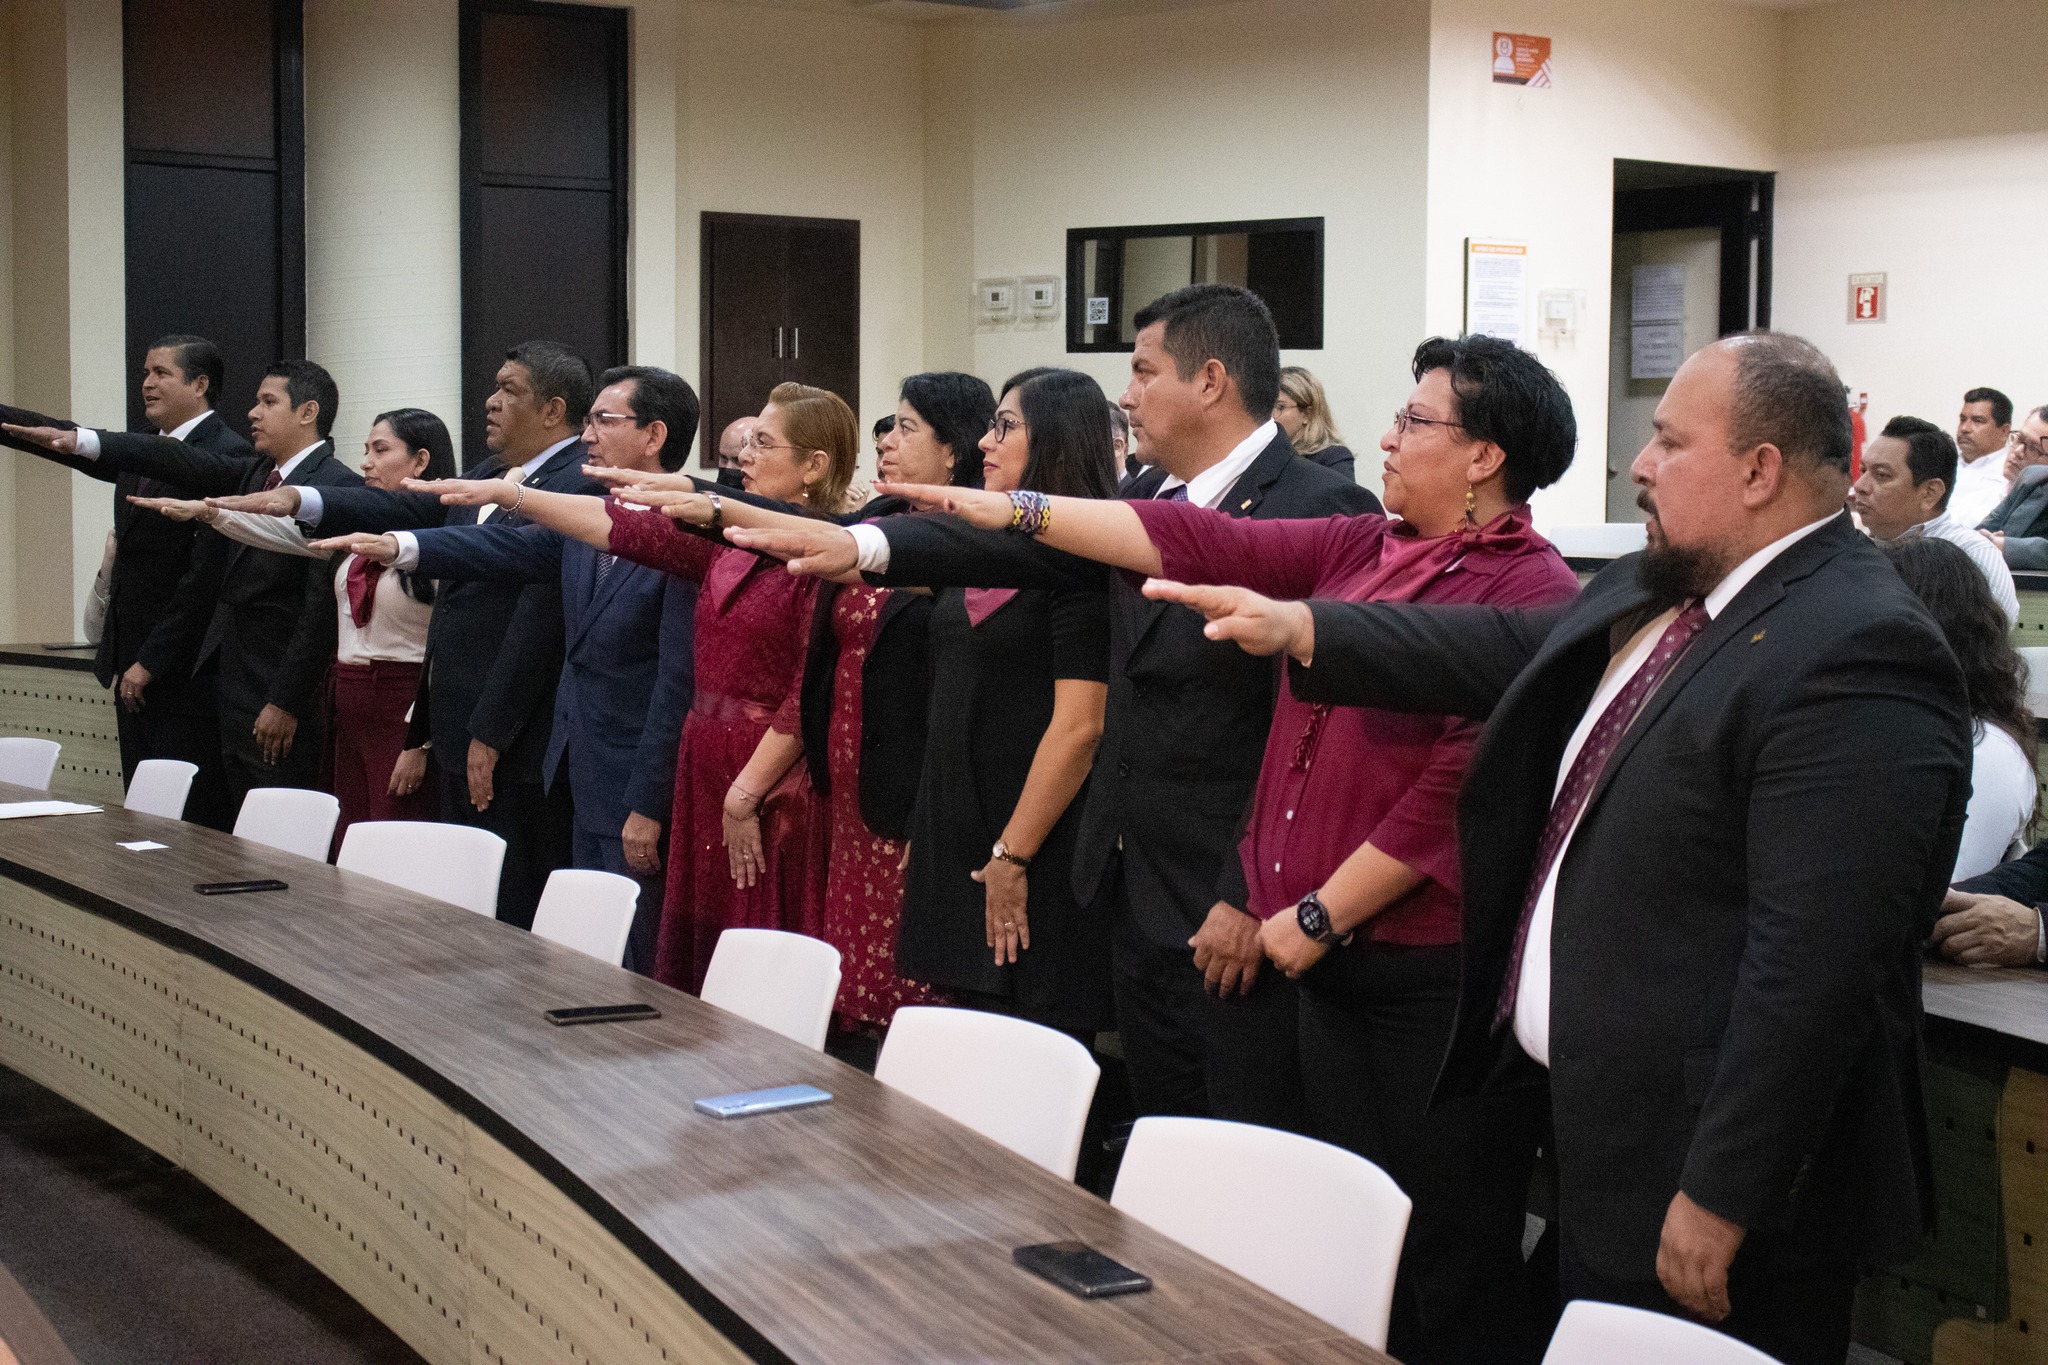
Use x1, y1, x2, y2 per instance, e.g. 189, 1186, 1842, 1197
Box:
0, 2, 17, 642
1425, 0, 1782, 528
941, 0, 1431, 485
1774, 0, 2048, 442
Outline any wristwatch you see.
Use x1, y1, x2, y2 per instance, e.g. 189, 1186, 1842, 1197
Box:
1295, 890, 1352, 946
991, 840, 1031, 869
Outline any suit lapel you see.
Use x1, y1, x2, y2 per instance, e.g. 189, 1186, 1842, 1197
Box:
1134, 434, 1294, 645
573, 545, 633, 651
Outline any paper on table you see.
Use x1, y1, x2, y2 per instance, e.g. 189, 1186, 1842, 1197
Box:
118, 840, 169, 851
0, 801, 102, 819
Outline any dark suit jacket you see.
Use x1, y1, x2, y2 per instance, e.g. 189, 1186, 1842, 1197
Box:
408, 520, 695, 838
311, 441, 600, 783
92, 431, 362, 723
1981, 466, 2048, 568
871, 430, 1381, 939
1304, 443, 1357, 481
1955, 840, 2048, 922
1292, 514, 1969, 1279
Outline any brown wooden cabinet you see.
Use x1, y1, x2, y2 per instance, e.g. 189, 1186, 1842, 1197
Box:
700, 213, 860, 464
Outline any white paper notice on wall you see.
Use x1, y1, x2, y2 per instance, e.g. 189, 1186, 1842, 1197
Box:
1464, 241, 1527, 346
1631, 263, 1685, 325
1631, 323, 1686, 380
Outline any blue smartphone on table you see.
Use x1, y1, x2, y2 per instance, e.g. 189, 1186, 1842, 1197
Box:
693, 1084, 833, 1118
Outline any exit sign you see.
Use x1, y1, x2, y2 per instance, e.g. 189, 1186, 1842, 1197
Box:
1848, 273, 1886, 323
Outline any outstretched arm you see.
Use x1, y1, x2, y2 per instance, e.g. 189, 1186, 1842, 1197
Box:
872, 480, 1161, 576
399, 477, 615, 551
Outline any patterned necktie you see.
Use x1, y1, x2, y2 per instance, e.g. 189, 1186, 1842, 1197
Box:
1495, 601, 1711, 1025
478, 464, 528, 523
594, 552, 616, 596
1162, 483, 1190, 502
261, 467, 283, 491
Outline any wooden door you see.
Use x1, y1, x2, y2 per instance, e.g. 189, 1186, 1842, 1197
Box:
700, 213, 860, 465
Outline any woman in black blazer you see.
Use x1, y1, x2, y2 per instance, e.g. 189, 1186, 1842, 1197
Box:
1275, 364, 1356, 481
896, 369, 1118, 1036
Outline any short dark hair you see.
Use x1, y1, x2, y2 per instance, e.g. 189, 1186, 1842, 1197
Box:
872, 414, 896, 440
1725, 331, 1853, 477
372, 407, 457, 482
1410, 335, 1576, 502
598, 365, 700, 472
1131, 284, 1280, 419
263, 359, 339, 437
1878, 415, 1958, 511
505, 341, 594, 428
1012, 369, 1119, 500
1108, 403, 1131, 442
900, 372, 998, 489
1964, 387, 2014, 428
147, 334, 224, 406
1884, 536, 2036, 769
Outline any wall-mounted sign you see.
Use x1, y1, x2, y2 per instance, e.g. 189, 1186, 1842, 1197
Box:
1464, 240, 1528, 346
1491, 33, 1552, 87
1848, 272, 1886, 324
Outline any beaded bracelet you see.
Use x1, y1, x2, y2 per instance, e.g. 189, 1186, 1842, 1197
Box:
1007, 490, 1051, 537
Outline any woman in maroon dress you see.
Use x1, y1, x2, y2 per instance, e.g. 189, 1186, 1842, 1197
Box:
850, 336, 1582, 1364
402, 382, 856, 992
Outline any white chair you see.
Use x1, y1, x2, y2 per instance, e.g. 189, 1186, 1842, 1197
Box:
336, 820, 505, 917
1543, 522, 1648, 559
700, 928, 842, 1051
874, 1006, 1099, 1177
1110, 1117, 1411, 1348
1541, 1300, 1785, 1365
0, 737, 61, 791
123, 759, 199, 819
233, 788, 342, 862
531, 869, 640, 966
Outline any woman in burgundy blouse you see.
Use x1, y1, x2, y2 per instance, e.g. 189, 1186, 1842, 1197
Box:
398, 382, 856, 994
861, 336, 1581, 1365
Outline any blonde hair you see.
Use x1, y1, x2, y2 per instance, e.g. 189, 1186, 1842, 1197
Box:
767, 381, 858, 513
1277, 366, 1342, 455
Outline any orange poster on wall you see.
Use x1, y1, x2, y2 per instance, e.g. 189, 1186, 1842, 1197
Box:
1491, 32, 1553, 87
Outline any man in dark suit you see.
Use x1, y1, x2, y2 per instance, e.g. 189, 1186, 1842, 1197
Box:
1136, 332, 1970, 1364
3, 336, 242, 826
1935, 843, 2048, 967
1980, 405, 2048, 565
5, 361, 362, 810
735, 284, 1379, 1123
213, 341, 599, 927
312, 366, 698, 972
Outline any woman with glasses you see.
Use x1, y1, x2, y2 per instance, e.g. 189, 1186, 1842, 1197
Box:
1273, 365, 1355, 481
131, 408, 454, 844
850, 336, 1580, 1363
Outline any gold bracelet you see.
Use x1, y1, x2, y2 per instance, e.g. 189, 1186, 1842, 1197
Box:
510, 484, 527, 516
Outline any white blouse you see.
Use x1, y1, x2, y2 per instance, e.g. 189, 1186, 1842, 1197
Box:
203, 510, 429, 665
1952, 721, 2036, 882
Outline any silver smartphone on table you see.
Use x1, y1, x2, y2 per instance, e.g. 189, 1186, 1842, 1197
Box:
693, 1084, 833, 1119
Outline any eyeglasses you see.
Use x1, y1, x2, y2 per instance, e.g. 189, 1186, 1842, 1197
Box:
2016, 433, 2048, 462
988, 414, 1024, 443
1390, 408, 1466, 440
741, 431, 806, 455
584, 410, 645, 430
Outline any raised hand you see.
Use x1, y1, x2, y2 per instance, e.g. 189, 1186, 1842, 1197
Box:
626, 488, 717, 527
583, 464, 698, 496
1, 423, 81, 454
723, 524, 863, 582
206, 487, 302, 516
307, 532, 401, 565
400, 475, 516, 508
127, 494, 212, 523
1140, 579, 1316, 660
871, 481, 1012, 529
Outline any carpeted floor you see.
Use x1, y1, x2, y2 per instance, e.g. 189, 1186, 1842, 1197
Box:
0, 1064, 423, 1365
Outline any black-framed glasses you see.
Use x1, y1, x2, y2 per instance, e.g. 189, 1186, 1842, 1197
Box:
1390, 408, 1465, 439
988, 413, 1025, 443
584, 410, 645, 430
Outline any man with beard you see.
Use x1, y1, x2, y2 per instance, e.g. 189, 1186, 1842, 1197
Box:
1129, 331, 1969, 1365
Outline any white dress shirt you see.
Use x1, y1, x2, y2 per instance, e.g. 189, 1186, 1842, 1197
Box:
847, 421, 1282, 573
1903, 508, 2020, 624
1947, 447, 2012, 531
75, 407, 212, 456
1951, 721, 2034, 883
1514, 511, 1843, 1067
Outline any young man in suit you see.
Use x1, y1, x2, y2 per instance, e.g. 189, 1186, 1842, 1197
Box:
5, 361, 362, 810
1138, 332, 1970, 1365
728, 284, 1380, 1125
311, 367, 699, 973
213, 341, 599, 928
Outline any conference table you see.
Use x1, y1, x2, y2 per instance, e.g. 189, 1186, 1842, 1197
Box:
0, 781, 1389, 1365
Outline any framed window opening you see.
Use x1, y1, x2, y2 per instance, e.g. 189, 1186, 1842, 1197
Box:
1066, 217, 1324, 353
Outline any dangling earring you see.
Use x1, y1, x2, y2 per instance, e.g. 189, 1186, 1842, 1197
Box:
1464, 483, 1479, 528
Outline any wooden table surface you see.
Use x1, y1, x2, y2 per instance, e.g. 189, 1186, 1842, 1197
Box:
1923, 959, 2048, 1050
0, 782, 1389, 1364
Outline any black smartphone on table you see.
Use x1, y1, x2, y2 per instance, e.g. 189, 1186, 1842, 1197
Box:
194, 879, 290, 895
542, 1002, 662, 1027
1013, 1242, 1152, 1299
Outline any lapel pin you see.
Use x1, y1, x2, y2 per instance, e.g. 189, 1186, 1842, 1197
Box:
1239, 498, 1253, 510
1750, 630, 1766, 644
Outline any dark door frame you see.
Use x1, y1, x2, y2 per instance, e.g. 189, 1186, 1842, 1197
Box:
1612, 159, 1774, 335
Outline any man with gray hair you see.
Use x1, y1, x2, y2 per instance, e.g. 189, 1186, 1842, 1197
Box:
1139, 331, 1968, 1364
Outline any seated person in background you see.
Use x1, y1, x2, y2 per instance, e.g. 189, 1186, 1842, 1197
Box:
1851, 416, 2018, 623
1979, 405, 2048, 566
1948, 386, 2014, 529
1882, 537, 2035, 883
1272, 365, 1355, 480
870, 412, 894, 465
715, 415, 752, 490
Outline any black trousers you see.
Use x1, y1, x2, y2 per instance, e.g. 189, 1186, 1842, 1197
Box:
115, 675, 234, 831
1200, 964, 1306, 1133
218, 703, 323, 817
1108, 860, 1210, 1119
439, 769, 573, 931
1299, 942, 1547, 1365
1558, 1224, 1857, 1365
